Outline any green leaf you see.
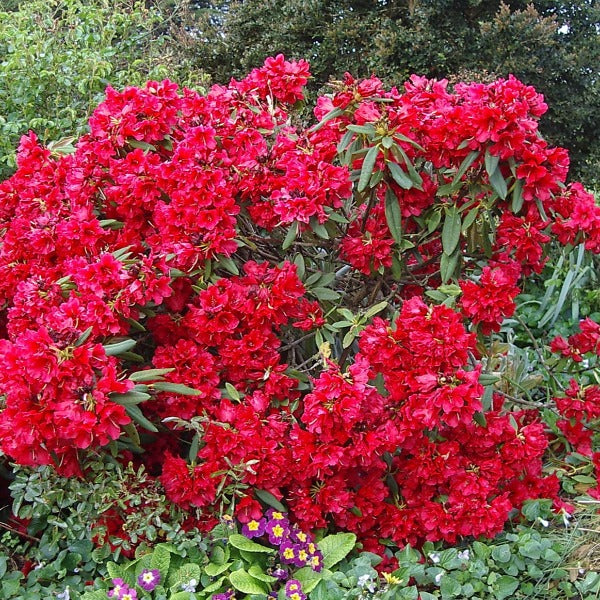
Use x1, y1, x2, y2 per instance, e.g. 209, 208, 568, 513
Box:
111, 391, 152, 405
127, 138, 156, 152
478, 374, 500, 386
382, 136, 394, 149
358, 145, 380, 192
387, 161, 413, 190
254, 488, 287, 512
346, 123, 376, 135
461, 206, 479, 232
74, 326, 93, 347
427, 209, 442, 233
489, 166, 508, 199
442, 206, 462, 255
125, 405, 158, 433
484, 150, 500, 178
342, 329, 357, 349
81, 592, 108, 600
227, 534, 275, 554
318, 532, 356, 569
169, 562, 202, 588
205, 561, 232, 577
248, 564, 278, 583
151, 382, 202, 396
228, 569, 268, 595
188, 433, 200, 461
384, 188, 403, 243
364, 300, 388, 319
491, 545, 512, 563
440, 574, 462, 597
129, 368, 174, 382
310, 218, 330, 239
103, 338, 136, 356
282, 222, 299, 250
216, 255, 239, 275
495, 575, 519, 600
511, 178, 524, 213
310, 106, 343, 133
337, 129, 355, 154
452, 150, 479, 186
151, 544, 171, 575
473, 411, 487, 427
294, 566, 327, 594
310, 287, 341, 301
440, 251, 459, 283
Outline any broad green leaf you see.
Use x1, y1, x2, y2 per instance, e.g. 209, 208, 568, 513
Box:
81, 592, 108, 600
216, 255, 239, 275
205, 561, 232, 577
440, 251, 459, 283
461, 206, 479, 232
342, 329, 357, 349
382, 136, 394, 149
491, 545, 511, 563
127, 138, 156, 152
440, 575, 462, 598
151, 382, 202, 396
484, 150, 500, 178
294, 566, 328, 593
224, 382, 241, 401
364, 300, 388, 319
336, 129, 355, 154
228, 569, 268, 595
310, 106, 343, 133
282, 222, 299, 250
125, 405, 158, 433
169, 562, 201, 588
441, 206, 462, 255
452, 150, 479, 186
129, 368, 174, 382
478, 374, 500, 386
227, 534, 275, 554
318, 532, 356, 569
387, 161, 413, 190
111, 391, 151, 405
188, 433, 199, 461
74, 326, 93, 347
150, 544, 171, 575
248, 565, 278, 583
310, 287, 341, 301
495, 575, 519, 600
473, 411, 487, 427
198, 576, 226, 595
427, 209, 442, 233
311, 218, 330, 239
346, 123, 376, 135
385, 188, 403, 243
511, 178, 524, 213
254, 488, 287, 512
358, 145, 380, 192
489, 166, 508, 199
103, 338, 136, 356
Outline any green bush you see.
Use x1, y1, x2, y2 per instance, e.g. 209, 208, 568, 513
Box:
0, 0, 208, 178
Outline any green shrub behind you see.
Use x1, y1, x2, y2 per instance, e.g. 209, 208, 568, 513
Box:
0, 0, 208, 178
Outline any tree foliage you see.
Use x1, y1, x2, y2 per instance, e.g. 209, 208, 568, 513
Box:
0, 0, 209, 178
183, 0, 600, 183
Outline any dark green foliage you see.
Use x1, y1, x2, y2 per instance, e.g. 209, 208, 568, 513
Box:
182, 0, 600, 184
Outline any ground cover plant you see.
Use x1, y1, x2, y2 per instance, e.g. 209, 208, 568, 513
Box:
0, 55, 600, 598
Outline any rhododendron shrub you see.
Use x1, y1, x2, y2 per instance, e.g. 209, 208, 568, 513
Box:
1, 55, 600, 556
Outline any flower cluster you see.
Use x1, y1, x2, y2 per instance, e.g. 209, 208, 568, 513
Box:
0, 55, 596, 558
242, 509, 324, 572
